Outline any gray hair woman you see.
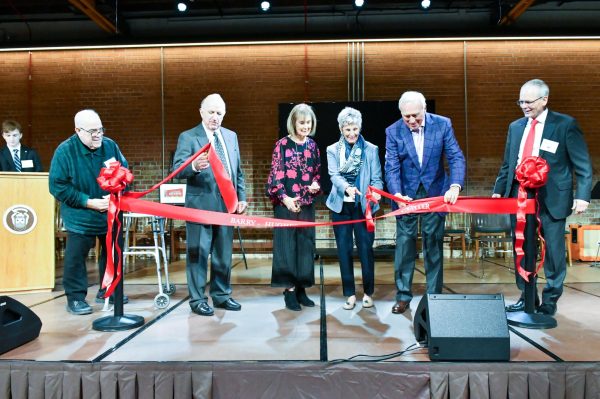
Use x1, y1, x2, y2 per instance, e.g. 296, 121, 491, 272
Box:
326, 107, 383, 310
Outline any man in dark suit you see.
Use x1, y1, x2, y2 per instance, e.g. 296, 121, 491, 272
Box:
494, 79, 593, 316
173, 93, 247, 316
1, 120, 43, 172
385, 91, 466, 314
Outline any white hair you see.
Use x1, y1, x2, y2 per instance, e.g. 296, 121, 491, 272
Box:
337, 107, 362, 131
74, 109, 102, 129
522, 79, 550, 97
398, 91, 427, 111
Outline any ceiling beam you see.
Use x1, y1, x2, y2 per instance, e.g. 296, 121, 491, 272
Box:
68, 0, 117, 34
498, 0, 536, 26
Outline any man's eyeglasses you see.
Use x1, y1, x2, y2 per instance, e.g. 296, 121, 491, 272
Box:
516, 96, 544, 106
78, 127, 105, 136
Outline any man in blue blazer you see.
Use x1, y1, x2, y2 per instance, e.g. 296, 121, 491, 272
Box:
385, 91, 465, 314
1, 120, 43, 172
494, 79, 592, 316
173, 93, 247, 317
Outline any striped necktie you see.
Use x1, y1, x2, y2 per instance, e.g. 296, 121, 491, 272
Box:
13, 149, 21, 172
213, 133, 230, 178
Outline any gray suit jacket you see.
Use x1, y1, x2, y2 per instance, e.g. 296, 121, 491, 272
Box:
173, 123, 246, 212
326, 139, 383, 215
493, 109, 592, 220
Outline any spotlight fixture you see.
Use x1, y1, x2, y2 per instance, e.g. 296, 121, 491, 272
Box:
260, 1, 271, 12
176, 1, 188, 12
354, 0, 365, 7
420, 0, 431, 9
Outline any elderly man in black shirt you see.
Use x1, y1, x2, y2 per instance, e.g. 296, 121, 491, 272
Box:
49, 109, 128, 315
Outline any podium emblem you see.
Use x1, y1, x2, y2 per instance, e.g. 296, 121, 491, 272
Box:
3, 205, 37, 235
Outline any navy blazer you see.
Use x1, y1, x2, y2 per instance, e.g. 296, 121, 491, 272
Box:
172, 123, 246, 212
0, 145, 43, 172
326, 139, 383, 215
493, 109, 592, 220
384, 112, 465, 202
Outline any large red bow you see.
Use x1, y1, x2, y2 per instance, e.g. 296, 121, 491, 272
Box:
514, 156, 549, 282
97, 162, 133, 298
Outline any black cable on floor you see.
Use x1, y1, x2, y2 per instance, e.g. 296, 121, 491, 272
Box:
91, 295, 190, 362
328, 343, 422, 363
319, 256, 328, 362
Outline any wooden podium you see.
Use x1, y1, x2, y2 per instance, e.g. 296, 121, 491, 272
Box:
0, 172, 55, 294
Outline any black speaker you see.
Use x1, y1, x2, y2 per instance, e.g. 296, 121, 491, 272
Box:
0, 296, 42, 355
413, 294, 510, 361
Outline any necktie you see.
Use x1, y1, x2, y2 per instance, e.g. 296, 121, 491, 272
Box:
13, 149, 21, 172
521, 119, 539, 161
213, 133, 230, 178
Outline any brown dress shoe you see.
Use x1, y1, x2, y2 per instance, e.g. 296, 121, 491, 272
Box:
392, 300, 410, 314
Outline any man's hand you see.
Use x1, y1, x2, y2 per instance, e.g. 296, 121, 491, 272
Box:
282, 196, 301, 213
87, 197, 109, 212
236, 201, 248, 214
492, 193, 501, 198
572, 199, 589, 214
308, 181, 320, 194
444, 186, 460, 205
394, 192, 412, 208
193, 152, 210, 171
345, 186, 361, 201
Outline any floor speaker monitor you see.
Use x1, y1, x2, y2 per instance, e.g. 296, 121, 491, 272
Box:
0, 296, 42, 355
414, 293, 510, 361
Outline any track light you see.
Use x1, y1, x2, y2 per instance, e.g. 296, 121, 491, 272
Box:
420, 0, 431, 9
176, 1, 188, 12
354, 0, 365, 7
260, 1, 271, 12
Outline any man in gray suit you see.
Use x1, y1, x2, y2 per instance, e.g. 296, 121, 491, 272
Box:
173, 93, 248, 316
493, 79, 592, 316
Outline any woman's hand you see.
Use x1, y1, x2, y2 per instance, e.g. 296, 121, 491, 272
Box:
283, 196, 301, 213
345, 186, 361, 201
308, 181, 320, 194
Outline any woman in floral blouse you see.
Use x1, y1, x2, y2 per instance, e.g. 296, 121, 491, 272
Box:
266, 103, 321, 311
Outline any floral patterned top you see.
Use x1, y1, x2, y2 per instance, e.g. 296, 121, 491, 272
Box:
267, 136, 321, 206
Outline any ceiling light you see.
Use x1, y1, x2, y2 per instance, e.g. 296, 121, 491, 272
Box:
176, 1, 188, 12
260, 1, 271, 12
354, 0, 365, 7
421, 0, 431, 9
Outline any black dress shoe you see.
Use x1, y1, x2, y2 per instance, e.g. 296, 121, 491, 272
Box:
66, 300, 93, 315
537, 303, 557, 316
215, 298, 242, 311
505, 298, 525, 312
296, 287, 315, 307
192, 302, 214, 316
505, 296, 540, 312
283, 290, 301, 311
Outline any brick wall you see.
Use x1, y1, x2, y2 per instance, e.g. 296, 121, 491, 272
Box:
1, 38, 598, 245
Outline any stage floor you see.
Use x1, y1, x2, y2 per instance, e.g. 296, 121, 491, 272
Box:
2, 256, 600, 363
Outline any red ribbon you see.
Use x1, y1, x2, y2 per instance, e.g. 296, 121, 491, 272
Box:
514, 156, 549, 282
96, 162, 133, 298
97, 142, 238, 298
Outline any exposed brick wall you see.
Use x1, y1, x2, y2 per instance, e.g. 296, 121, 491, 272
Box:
1, 38, 598, 246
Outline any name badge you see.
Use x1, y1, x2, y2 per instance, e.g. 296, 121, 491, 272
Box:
540, 139, 559, 154
21, 160, 34, 168
104, 157, 117, 167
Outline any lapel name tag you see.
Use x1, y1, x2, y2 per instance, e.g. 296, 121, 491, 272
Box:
104, 157, 117, 167
21, 160, 34, 168
540, 139, 558, 154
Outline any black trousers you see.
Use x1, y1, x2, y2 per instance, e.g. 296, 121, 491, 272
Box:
331, 202, 375, 297
271, 204, 316, 289
63, 232, 107, 301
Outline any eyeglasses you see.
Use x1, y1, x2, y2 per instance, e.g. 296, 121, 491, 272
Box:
516, 96, 544, 106
78, 127, 105, 136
